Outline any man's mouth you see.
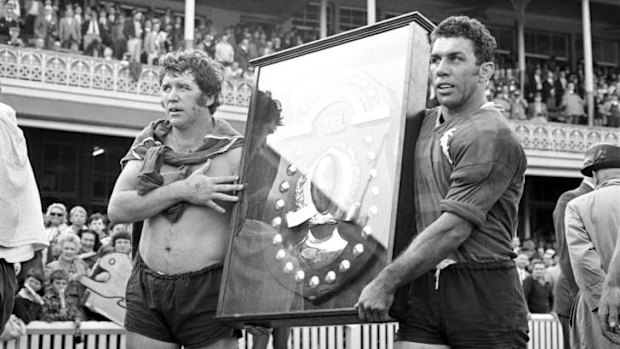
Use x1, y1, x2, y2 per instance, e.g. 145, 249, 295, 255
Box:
436, 83, 455, 91
168, 107, 183, 113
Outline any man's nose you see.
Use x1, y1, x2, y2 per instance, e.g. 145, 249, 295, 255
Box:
434, 58, 449, 76
167, 88, 180, 101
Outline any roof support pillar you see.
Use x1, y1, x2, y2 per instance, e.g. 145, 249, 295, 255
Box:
582, 0, 595, 126
511, 0, 530, 96
184, 0, 195, 49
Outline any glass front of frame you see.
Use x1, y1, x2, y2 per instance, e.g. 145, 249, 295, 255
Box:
219, 23, 418, 326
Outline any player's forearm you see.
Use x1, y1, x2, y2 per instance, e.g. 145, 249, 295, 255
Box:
376, 213, 472, 293
108, 180, 188, 223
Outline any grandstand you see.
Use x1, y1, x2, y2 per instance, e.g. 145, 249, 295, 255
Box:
0, 0, 619, 266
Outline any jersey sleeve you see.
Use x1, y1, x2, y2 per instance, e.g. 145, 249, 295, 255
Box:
439, 123, 525, 227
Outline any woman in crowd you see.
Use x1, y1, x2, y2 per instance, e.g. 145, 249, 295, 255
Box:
44, 203, 67, 241
46, 233, 90, 277
77, 229, 101, 269
46, 233, 90, 317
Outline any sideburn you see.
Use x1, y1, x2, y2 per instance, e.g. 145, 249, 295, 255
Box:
197, 94, 210, 108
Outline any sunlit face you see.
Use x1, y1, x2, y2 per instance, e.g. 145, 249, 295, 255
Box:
49, 209, 65, 226
60, 241, 77, 261
80, 232, 96, 252
89, 218, 106, 234
161, 72, 213, 130
430, 37, 488, 116
114, 239, 131, 254
532, 263, 546, 279
516, 254, 529, 269
70, 210, 87, 226
25, 276, 42, 292
52, 279, 67, 292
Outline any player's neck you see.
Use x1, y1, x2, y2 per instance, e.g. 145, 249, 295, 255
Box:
440, 99, 486, 123
169, 115, 215, 151
440, 89, 487, 122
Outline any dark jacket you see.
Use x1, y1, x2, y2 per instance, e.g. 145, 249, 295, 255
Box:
552, 180, 593, 316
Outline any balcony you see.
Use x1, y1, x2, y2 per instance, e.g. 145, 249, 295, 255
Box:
1, 45, 619, 177
0, 45, 254, 108
511, 120, 620, 153
510, 120, 620, 177
0, 45, 253, 136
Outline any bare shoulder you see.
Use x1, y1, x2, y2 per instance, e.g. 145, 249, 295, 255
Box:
218, 146, 243, 176
111, 160, 143, 193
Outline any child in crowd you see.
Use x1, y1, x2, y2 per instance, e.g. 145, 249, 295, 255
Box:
112, 232, 131, 255
87, 213, 110, 245
41, 270, 82, 322
13, 270, 46, 323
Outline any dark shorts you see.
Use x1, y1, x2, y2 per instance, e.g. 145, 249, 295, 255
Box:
0, 259, 17, 335
125, 254, 238, 347
395, 261, 529, 349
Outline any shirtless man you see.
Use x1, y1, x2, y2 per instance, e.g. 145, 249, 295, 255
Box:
108, 49, 244, 349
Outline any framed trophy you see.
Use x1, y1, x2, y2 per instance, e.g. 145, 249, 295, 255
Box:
217, 11, 434, 327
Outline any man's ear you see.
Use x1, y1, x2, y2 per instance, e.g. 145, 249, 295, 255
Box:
204, 94, 215, 108
479, 62, 495, 82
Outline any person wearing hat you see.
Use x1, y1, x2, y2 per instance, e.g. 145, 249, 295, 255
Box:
13, 269, 46, 323
565, 143, 620, 347
552, 143, 596, 349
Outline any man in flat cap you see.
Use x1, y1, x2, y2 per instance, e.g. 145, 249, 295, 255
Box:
566, 143, 620, 348
552, 148, 595, 348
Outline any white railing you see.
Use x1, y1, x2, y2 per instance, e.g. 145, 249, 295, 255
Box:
3, 47, 620, 154
0, 45, 254, 108
510, 120, 620, 153
0, 314, 562, 349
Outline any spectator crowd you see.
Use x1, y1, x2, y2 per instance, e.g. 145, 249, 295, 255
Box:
513, 237, 559, 315
1, 0, 619, 126
11, 202, 132, 327
484, 60, 620, 127
0, 0, 314, 80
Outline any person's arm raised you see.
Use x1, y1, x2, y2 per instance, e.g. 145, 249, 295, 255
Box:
108, 158, 244, 223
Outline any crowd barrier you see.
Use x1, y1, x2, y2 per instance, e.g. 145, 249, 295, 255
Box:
0, 314, 562, 349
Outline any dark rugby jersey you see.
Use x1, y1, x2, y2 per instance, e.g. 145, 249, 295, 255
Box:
413, 103, 527, 263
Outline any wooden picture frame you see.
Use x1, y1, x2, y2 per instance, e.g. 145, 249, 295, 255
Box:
217, 11, 434, 327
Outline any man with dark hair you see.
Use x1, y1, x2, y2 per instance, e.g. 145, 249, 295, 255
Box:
111, 232, 131, 255
523, 259, 554, 314
356, 16, 529, 348
108, 49, 244, 349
